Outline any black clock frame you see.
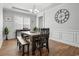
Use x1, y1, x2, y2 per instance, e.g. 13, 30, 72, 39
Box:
55, 9, 70, 24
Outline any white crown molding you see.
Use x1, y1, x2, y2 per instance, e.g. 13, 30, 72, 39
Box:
39, 3, 63, 13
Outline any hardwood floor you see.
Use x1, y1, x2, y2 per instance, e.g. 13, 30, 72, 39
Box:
0, 39, 79, 56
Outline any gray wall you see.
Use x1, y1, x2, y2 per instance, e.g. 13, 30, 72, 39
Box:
0, 4, 3, 41
37, 3, 79, 47
3, 8, 36, 39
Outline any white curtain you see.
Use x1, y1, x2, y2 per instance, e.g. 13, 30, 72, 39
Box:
14, 15, 23, 29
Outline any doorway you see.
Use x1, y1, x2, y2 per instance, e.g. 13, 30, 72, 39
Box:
38, 16, 44, 28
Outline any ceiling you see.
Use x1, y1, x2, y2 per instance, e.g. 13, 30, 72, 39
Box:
3, 3, 61, 14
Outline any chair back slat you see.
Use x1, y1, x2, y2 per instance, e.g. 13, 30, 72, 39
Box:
40, 28, 49, 38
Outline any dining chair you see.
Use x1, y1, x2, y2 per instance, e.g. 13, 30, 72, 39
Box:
32, 35, 42, 55
40, 28, 50, 52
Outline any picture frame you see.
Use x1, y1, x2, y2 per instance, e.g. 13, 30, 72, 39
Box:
5, 17, 12, 22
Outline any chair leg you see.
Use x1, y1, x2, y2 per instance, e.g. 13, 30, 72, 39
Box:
39, 41, 42, 56
47, 46, 49, 52
46, 40, 49, 52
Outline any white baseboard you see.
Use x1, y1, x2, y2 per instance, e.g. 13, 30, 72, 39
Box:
49, 37, 79, 48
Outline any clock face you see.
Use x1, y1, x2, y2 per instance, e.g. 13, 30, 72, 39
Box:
55, 9, 70, 24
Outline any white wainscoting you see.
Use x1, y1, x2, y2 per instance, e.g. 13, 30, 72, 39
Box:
76, 32, 79, 44
62, 32, 74, 43
52, 32, 60, 40
50, 31, 79, 48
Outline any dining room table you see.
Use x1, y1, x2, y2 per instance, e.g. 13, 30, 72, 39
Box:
21, 31, 41, 55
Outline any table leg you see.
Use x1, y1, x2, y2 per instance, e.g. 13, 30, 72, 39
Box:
22, 45, 25, 56
32, 41, 35, 55
32, 37, 36, 55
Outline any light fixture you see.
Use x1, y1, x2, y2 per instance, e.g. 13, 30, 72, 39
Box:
31, 4, 39, 14
12, 4, 39, 14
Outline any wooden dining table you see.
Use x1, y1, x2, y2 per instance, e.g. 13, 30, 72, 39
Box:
21, 31, 41, 55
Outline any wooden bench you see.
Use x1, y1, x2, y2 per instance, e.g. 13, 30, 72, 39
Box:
15, 29, 30, 46
17, 36, 30, 56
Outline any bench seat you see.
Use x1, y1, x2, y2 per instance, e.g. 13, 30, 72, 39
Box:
17, 36, 30, 56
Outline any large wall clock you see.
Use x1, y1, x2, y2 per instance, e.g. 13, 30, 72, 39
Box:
55, 9, 70, 24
